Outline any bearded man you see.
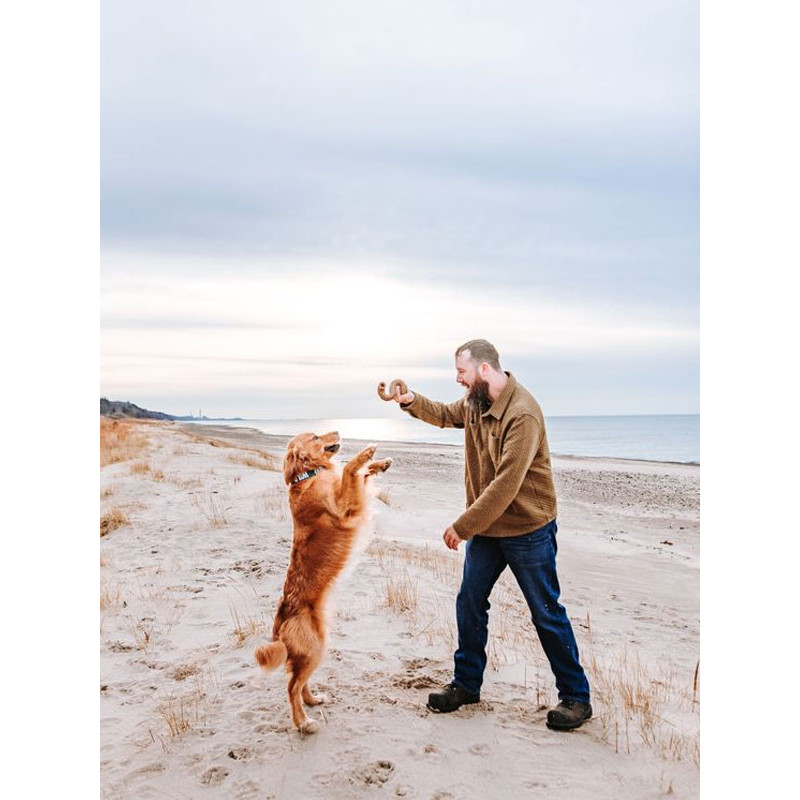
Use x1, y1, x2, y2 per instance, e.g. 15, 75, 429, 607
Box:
390, 339, 592, 730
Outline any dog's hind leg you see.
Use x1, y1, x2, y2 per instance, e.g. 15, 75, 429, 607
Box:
288, 659, 320, 734
302, 684, 328, 706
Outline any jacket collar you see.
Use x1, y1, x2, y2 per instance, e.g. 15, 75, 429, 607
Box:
484, 372, 517, 420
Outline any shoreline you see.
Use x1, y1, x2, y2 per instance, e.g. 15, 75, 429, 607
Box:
176, 421, 701, 468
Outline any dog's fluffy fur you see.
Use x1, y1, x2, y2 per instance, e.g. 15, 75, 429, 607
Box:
254, 431, 392, 733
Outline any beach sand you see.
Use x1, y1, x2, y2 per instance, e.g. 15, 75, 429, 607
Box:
100, 420, 699, 799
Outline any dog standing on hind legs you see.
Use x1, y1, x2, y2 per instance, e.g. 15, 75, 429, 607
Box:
254, 431, 392, 734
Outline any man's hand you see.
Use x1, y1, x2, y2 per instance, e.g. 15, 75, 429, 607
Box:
393, 386, 415, 404
443, 525, 463, 551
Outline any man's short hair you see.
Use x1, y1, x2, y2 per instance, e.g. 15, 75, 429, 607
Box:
455, 339, 501, 371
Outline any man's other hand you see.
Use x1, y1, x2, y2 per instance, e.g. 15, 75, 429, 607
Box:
443, 525, 462, 551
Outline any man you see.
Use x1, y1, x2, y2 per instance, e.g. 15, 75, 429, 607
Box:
390, 339, 591, 731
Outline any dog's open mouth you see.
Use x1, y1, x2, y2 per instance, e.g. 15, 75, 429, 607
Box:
324, 443, 340, 453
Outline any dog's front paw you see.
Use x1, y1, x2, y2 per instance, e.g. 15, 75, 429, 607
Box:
369, 458, 393, 474
361, 444, 378, 460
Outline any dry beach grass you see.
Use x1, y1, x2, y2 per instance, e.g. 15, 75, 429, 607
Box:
100, 420, 699, 798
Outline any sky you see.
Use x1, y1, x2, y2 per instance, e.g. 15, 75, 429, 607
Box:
100, 0, 699, 419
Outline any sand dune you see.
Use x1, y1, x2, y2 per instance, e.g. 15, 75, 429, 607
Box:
100, 420, 699, 799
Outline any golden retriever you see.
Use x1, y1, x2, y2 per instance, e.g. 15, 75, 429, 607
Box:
254, 431, 392, 733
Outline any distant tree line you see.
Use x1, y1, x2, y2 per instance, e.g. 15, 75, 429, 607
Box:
100, 398, 175, 420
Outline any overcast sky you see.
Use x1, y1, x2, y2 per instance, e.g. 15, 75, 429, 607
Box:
100, 0, 698, 418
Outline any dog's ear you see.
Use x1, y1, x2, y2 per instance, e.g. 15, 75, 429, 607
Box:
283, 444, 306, 485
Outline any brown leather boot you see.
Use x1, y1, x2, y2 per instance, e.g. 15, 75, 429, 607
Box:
546, 699, 592, 730
427, 683, 480, 713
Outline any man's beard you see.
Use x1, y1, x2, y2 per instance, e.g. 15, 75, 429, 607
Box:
466, 376, 492, 414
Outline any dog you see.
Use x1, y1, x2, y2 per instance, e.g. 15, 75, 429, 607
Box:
254, 431, 392, 733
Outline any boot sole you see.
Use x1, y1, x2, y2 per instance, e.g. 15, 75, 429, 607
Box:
546, 715, 591, 731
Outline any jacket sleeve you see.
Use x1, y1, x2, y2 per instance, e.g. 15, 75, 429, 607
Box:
452, 413, 540, 539
400, 391, 466, 429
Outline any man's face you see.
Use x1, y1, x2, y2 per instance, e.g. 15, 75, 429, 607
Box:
456, 352, 492, 413
455, 352, 479, 389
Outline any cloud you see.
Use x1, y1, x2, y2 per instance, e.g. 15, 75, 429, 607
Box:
101, 1, 698, 301
100, 1, 699, 414
101, 256, 698, 415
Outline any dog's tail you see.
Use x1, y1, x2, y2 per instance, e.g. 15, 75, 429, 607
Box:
254, 640, 288, 671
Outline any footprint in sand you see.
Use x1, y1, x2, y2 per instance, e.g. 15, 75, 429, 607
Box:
468, 743, 491, 756
107, 641, 135, 653
200, 765, 229, 786
350, 760, 396, 786
523, 780, 549, 790
312, 772, 334, 787
125, 762, 166, 781
227, 745, 252, 761
254, 722, 289, 735
231, 778, 261, 799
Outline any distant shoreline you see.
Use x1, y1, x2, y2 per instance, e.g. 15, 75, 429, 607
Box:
178, 421, 700, 468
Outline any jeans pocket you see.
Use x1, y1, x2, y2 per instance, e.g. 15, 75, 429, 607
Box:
528, 519, 555, 542
505, 525, 554, 566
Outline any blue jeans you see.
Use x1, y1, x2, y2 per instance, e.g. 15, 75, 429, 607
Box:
453, 520, 590, 703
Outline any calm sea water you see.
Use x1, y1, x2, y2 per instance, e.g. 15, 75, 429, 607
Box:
185, 414, 699, 464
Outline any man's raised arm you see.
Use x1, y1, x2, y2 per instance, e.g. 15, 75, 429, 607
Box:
390, 385, 466, 429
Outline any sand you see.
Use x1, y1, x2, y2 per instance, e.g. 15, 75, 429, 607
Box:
100, 420, 699, 799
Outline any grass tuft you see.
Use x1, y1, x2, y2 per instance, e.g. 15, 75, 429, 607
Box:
100, 418, 152, 466
230, 606, 267, 645
226, 451, 282, 471
384, 571, 419, 614
154, 669, 218, 743
192, 492, 229, 527
260, 484, 289, 521
100, 578, 124, 610
100, 508, 130, 537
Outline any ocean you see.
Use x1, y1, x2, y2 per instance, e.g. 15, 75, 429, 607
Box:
184, 413, 699, 464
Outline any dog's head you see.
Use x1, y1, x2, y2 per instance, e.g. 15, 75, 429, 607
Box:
283, 431, 340, 486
